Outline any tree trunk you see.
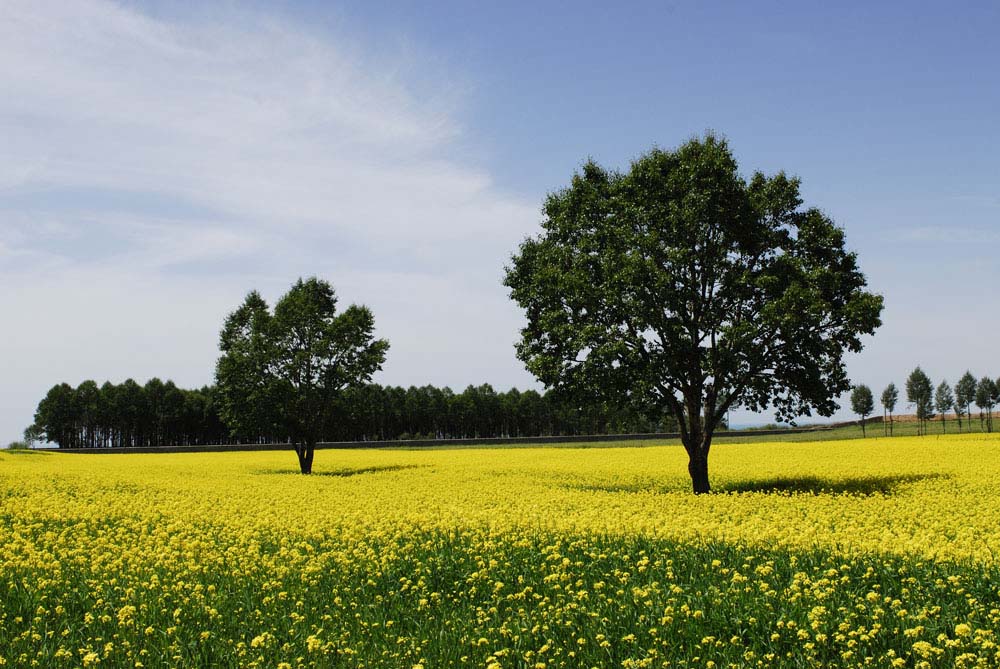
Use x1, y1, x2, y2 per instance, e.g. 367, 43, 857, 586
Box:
305, 444, 315, 473
687, 449, 710, 494
861, 418, 866, 438
680, 390, 713, 495
295, 441, 315, 474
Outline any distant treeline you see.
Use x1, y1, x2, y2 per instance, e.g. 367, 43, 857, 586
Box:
33, 380, 229, 449
32, 380, 678, 448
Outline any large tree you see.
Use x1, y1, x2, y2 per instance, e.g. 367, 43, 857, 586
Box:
880, 383, 898, 437
215, 278, 389, 474
850, 384, 874, 437
905, 367, 934, 436
955, 371, 976, 433
504, 135, 883, 493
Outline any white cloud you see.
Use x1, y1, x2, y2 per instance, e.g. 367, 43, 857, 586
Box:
0, 0, 540, 442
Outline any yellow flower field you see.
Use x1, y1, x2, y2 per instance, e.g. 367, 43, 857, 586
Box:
2, 434, 999, 668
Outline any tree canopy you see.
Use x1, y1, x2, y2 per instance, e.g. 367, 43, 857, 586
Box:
215, 278, 389, 473
504, 134, 883, 493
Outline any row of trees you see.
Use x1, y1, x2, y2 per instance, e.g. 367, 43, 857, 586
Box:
32, 380, 229, 449
851, 369, 1000, 436
324, 384, 675, 442
31, 379, 678, 449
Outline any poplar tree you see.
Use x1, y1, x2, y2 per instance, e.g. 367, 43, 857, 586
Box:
975, 377, 996, 433
905, 367, 934, 436
956, 371, 976, 432
881, 383, 898, 437
850, 384, 874, 437
935, 381, 954, 434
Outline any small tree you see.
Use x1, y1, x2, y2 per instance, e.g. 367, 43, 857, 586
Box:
23, 425, 44, 448
935, 381, 954, 434
955, 371, 977, 432
881, 383, 898, 437
850, 384, 874, 437
906, 367, 934, 436
216, 278, 389, 474
975, 377, 995, 433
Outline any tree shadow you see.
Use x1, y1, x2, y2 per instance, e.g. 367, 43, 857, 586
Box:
568, 473, 948, 496
569, 481, 687, 495
719, 473, 948, 496
257, 464, 427, 477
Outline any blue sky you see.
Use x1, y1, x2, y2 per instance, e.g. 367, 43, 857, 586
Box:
1, 0, 998, 441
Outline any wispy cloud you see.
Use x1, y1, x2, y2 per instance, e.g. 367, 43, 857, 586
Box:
0, 0, 539, 441
0, 0, 534, 261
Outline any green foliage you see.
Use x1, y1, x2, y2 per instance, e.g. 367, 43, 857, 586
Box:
850, 385, 874, 418
215, 278, 389, 473
504, 134, 883, 492
880, 383, 898, 413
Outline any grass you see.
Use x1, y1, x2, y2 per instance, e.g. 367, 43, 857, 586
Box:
3, 528, 997, 668
391, 417, 995, 452
720, 416, 994, 442
438, 422, 987, 454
